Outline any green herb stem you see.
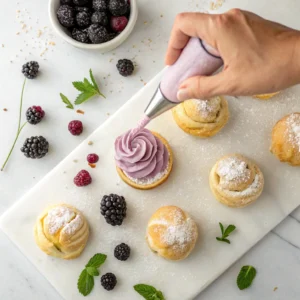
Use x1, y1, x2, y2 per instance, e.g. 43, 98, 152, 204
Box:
1, 79, 26, 171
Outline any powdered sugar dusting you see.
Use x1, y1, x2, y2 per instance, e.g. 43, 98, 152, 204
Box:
125, 164, 169, 186
192, 97, 220, 118
62, 214, 83, 235
44, 206, 75, 235
286, 113, 300, 150
217, 157, 250, 185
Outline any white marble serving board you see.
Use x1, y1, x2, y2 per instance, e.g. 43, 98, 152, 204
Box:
1, 68, 300, 300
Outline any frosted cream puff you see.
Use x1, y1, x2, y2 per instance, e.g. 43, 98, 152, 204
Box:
270, 113, 300, 166
172, 97, 229, 137
146, 206, 198, 261
209, 154, 264, 208
115, 129, 173, 190
34, 204, 89, 259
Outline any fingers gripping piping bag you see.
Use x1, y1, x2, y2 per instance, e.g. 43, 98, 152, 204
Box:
139, 37, 223, 129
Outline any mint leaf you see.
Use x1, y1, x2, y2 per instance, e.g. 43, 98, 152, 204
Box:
216, 223, 236, 244
86, 267, 99, 277
224, 225, 236, 237
237, 266, 257, 290
219, 222, 224, 235
86, 253, 107, 268
72, 81, 87, 92
75, 90, 98, 105
60, 93, 74, 109
89, 69, 100, 93
134, 284, 165, 300
77, 269, 94, 296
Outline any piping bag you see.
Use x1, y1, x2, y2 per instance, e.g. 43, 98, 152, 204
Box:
141, 37, 223, 127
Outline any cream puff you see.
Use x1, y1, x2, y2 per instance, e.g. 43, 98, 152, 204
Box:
270, 113, 300, 166
172, 97, 229, 137
146, 206, 198, 261
115, 129, 173, 190
209, 154, 264, 208
34, 204, 89, 259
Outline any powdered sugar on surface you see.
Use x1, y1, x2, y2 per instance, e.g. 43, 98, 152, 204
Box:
217, 157, 251, 185
44, 206, 75, 235
191, 97, 220, 118
286, 113, 300, 150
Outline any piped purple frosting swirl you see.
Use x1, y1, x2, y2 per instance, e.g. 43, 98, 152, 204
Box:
115, 128, 169, 179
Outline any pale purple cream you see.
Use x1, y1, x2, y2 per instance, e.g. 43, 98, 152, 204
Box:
115, 128, 169, 179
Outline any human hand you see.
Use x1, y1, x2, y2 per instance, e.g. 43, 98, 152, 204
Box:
165, 10, 300, 100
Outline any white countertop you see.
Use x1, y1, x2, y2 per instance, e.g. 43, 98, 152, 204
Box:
1, 0, 300, 299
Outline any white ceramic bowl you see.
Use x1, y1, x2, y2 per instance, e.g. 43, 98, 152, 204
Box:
49, 0, 138, 52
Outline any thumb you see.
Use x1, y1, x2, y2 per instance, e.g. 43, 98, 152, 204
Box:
177, 72, 228, 100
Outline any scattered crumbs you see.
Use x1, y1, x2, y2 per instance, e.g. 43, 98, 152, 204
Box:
210, 0, 225, 10
73, 159, 78, 163
37, 30, 42, 37
63, 171, 66, 174
40, 48, 48, 56
160, 14, 163, 18
16, 9, 20, 13
88, 163, 96, 168
3, 108, 7, 111
49, 41, 56, 46
109, 58, 113, 62
76, 109, 85, 115
88, 141, 93, 145
153, 60, 156, 63
132, 44, 136, 48
1, 44, 4, 47
106, 112, 110, 116
22, 24, 26, 29
143, 21, 148, 25
273, 287, 278, 292
16, 32, 20, 35
112, 52, 116, 56
144, 82, 147, 86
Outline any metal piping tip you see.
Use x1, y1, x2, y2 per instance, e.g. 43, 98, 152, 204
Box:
144, 87, 177, 119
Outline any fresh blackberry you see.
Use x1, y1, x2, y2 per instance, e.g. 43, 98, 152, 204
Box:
72, 28, 90, 43
57, 5, 76, 28
61, 0, 73, 5
88, 24, 108, 43
101, 273, 117, 291
116, 59, 134, 76
75, 6, 90, 13
106, 32, 118, 41
26, 106, 45, 125
114, 243, 130, 261
108, 0, 128, 16
76, 11, 91, 27
21, 136, 49, 159
91, 11, 108, 26
22, 61, 39, 79
100, 194, 126, 226
73, 0, 89, 5
93, 0, 108, 11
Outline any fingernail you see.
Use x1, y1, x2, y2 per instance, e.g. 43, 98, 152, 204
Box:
177, 88, 190, 102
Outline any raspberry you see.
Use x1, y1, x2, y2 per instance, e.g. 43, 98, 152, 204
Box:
110, 16, 128, 32
87, 153, 99, 163
74, 170, 92, 187
26, 106, 45, 124
68, 120, 83, 135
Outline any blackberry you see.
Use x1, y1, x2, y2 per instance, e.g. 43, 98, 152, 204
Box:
61, 0, 73, 5
21, 136, 49, 159
101, 273, 117, 291
72, 28, 90, 43
22, 61, 39, 79
91, 11, 109, 26
75, 6, 90, 13
73, 0, 89, 5
26, 106, 45, 125
100, 194, 126, 226
57, 5, 75, 28
116, 59, 134, 77
93, 0, 108, 12
76, 11, 91, 27
114, 243, 130, 261
88, 24, 108, 43
108, 0, 128, 16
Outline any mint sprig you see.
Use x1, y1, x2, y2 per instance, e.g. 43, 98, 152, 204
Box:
60, 93, 74, 109
237, 265, 257, 290
134, 284, 165, 300
216, 222, 236, 244
77, 253, 107, 296
73, 69, 105, 105
1, 79, 27, 171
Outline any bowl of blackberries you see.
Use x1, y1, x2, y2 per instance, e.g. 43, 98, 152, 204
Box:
49, 0, 137, 51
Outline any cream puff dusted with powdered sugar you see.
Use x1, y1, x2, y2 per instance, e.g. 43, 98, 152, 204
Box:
146, 206, 198, 261
34, 204, 89, 259
209, 154, 264, 208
